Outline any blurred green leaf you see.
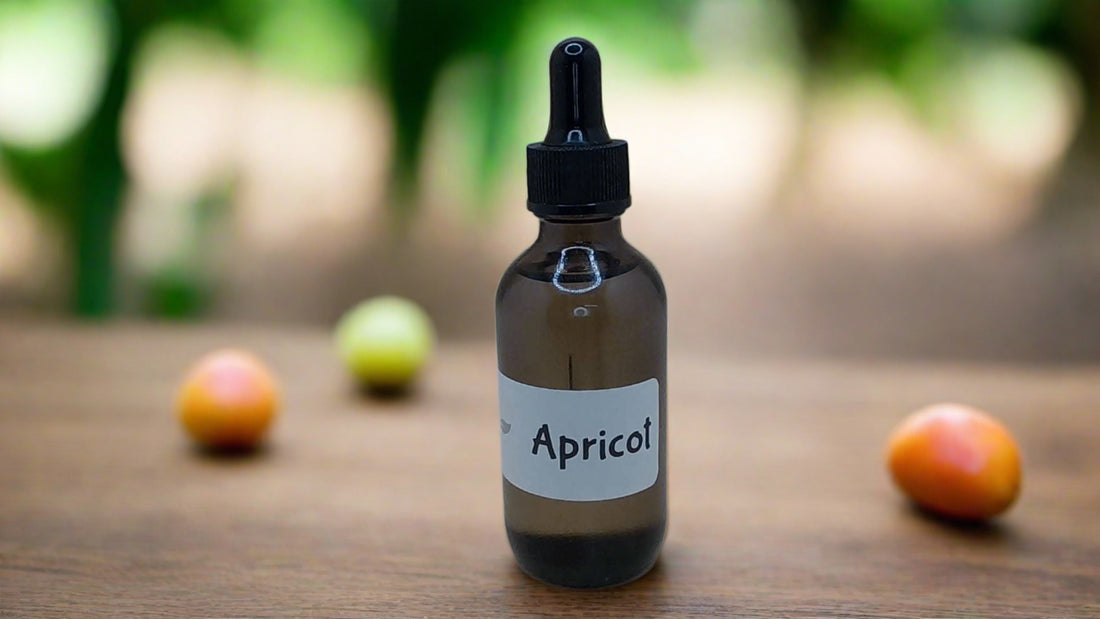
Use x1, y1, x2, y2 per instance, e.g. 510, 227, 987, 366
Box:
0, 0, 250, 316
252, 0, 370, 85
0, 145, 82, 216
144, 263, 208, 318
359, 0, 526, 215
958, 0, 1057, 36
849, 0, 950, 38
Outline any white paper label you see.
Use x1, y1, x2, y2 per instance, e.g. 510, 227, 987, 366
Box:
499, 372, 659, 502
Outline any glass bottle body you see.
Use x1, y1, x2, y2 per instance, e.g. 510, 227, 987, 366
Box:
496, 216, 667, 588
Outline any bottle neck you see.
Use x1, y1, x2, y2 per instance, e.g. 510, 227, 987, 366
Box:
536, 216, 623, 246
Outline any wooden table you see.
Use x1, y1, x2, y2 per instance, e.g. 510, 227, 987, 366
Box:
1, 323, 1098, 617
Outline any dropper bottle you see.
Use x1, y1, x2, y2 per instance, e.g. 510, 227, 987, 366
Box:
496, 37, 667, 589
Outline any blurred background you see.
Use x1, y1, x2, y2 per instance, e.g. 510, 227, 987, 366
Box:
1, 0, 1098, 362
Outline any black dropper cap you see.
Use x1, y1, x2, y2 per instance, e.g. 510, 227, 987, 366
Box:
527, 38, 630, 218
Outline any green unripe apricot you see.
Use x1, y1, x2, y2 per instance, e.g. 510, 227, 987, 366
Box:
336, 296, 434, 390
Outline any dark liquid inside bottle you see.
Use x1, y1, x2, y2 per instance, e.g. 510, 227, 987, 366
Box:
497, 217, 667, 588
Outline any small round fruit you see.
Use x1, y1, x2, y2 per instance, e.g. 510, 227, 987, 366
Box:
335, 296, 434, 390
177, 349, 280, 450
886, 403, 1022, 520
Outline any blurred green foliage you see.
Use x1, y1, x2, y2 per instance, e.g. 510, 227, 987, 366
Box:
0, 0, 1096, 317
0, 0, 698, 316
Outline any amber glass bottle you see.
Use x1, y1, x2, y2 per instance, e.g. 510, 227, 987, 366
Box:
496, 37, 667, 589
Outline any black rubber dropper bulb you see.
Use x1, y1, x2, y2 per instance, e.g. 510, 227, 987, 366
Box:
544, 38, 611, 145
527, 37, 630, 217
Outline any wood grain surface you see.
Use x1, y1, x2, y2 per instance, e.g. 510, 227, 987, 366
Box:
1, 323, 1098, 617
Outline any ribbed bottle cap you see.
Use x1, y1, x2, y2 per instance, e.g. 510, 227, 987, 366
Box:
527, 38, 630, 217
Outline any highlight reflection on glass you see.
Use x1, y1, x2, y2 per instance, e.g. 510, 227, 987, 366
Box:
553, 245, 603, 295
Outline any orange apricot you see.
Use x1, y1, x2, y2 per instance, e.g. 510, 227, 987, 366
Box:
177, 349, 280, 450
886, 403, 1021, 520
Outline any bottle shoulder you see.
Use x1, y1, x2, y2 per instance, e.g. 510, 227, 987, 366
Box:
497, 236, 664, 306
630, 244, 665, 301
